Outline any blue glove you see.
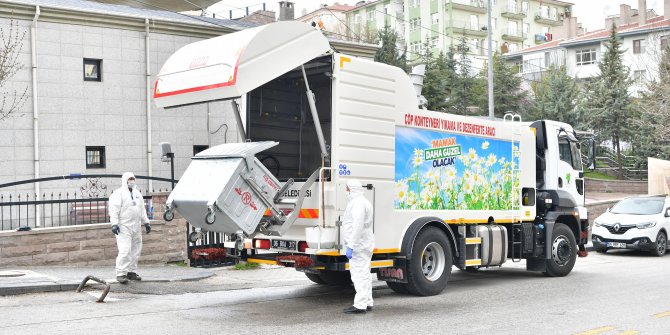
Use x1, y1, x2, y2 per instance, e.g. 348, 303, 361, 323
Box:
144, 223, 151, 234
346, 247, 353, 259
111, 225, 120, 235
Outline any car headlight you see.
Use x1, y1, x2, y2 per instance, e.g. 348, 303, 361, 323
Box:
594, 220, 604, 227
636, 221, 657, 229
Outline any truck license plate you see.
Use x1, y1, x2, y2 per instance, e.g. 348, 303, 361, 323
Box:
608, 242, 626, 248
272, 240, 296, 250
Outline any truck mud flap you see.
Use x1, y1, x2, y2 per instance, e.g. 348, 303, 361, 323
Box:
376, 258, 407, 283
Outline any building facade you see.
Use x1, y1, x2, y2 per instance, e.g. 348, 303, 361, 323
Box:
505, 0, 670, 96
345, 0, 575, 68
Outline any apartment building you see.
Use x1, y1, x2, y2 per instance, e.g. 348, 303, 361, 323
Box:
505, 0, 670, 96
345, 0, 575, 69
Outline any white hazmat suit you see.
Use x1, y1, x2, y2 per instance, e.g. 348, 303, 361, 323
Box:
109, 172, 150, 277
342, 179, 375, 311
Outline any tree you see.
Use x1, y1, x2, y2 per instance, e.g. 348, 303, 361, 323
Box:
530, 65, 586, 129
586, 24, 633, 178
0, 18, 28, 121
635, 45, 670, 162
476, 53, 528, 118
451, 38, 478, 115
374, 25, 407, 72
422, 50, 455, 111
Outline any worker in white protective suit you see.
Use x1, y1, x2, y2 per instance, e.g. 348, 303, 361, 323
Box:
109, 172, 151, 284
341, 179, 375, 314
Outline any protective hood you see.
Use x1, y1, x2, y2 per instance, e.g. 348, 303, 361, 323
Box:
347, 179, 365, 200
121, 172, 135, 189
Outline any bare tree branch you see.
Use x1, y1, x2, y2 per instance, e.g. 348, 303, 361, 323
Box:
0, 17, 29, 121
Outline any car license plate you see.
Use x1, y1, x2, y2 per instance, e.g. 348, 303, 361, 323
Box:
271, 240, 296, 250
608, 242, 627, 248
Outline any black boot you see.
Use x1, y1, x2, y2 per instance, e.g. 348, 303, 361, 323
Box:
127, 272, 142, 281
343, 306, 366, 314
116, 275, 128, 284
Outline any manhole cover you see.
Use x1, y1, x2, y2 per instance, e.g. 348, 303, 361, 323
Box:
0, 270, 26, 278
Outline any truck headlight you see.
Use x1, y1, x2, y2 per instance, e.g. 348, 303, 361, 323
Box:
636, 221, 656, 229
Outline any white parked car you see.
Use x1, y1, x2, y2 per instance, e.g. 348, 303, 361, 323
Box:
592, 195, 670, 256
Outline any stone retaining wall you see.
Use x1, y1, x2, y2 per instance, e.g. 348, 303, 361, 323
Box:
0, 193, 187, 267
585, 178, 647, 194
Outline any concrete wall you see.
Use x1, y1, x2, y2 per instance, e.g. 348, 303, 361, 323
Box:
585, 178, 648, 194
0, 192, 187, 267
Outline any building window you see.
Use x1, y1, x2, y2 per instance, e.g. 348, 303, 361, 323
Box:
523, 23, 530, 34
521, 1, 528, 13
410, 0, 419, 8
470, 15, 479, 30
431, 13, 439, 24
633, 39, 646, 54
633, 70, 646, 85
86, 146, 106, 169
550, 7, 558, 20
431, 36, 439, 48
661, 36, 670, 50
384, 5, 390, 14
491, 17, 497, 30
193, 145, 209, 156
575, 48, 597, 65
367, 11, 375, 21
83, 59, 102, 82
410, 18, 421, 31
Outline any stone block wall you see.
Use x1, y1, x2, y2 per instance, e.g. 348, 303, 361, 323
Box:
585, 178, 647, 194
0, 192, 186, 267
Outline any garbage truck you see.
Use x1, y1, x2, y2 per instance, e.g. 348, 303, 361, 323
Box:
153, 21, 592, 296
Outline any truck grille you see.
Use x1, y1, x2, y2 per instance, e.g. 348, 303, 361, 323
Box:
604, 224, 634, 235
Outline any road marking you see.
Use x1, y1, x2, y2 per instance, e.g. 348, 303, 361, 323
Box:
654, 311, 670, 318
574, 326, 616, 335
613, 331, 639, 335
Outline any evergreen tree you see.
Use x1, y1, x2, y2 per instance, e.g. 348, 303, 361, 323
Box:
451, 38, 475, 114
476, 53, 528, 118
635, 44, 670, 162
586, 24, 633, 177
422, 49, 458, 112
530, 65, 585, 128
374, 25, 407, 72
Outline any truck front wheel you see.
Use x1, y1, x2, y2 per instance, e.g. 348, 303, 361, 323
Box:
405, 226, 453, 296
544, 223, 577, 277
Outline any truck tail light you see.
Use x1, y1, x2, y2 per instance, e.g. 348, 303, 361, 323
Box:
298, 241, 308, 252
254, 239, 270, 249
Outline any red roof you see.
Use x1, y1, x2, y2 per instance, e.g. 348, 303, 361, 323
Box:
509, 39, 564, 55
327, 4, 355, 11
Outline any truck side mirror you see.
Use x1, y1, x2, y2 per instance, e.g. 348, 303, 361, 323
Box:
606, 207, 610, 213
665, 208, 670, 217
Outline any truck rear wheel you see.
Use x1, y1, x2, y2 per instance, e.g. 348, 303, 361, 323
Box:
386, 281, 410, 294
305, 273, 325, 284
319, 270, 352, 286
544, 223, 577, 277
406, 227, 453, 296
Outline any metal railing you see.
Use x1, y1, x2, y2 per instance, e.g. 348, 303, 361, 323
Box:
0, 174, 176, 231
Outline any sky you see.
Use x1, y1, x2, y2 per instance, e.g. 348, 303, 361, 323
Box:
207, 0, 665, 32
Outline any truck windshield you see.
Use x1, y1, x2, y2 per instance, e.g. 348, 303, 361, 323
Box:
610, 197, 665, 215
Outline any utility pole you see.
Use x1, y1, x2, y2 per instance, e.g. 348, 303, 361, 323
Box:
487, 0, 494, 119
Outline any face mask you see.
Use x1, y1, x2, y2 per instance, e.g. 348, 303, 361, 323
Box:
127, 181, 136, 189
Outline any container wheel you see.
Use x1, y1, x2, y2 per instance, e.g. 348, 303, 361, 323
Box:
405, 226, 453, 296
305, 273, 326, 284
544, 223, 577, 277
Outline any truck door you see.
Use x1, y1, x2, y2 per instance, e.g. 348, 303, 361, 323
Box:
556, 132, 585, 205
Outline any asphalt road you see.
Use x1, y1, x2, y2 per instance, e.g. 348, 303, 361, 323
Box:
2, 250, 669, 335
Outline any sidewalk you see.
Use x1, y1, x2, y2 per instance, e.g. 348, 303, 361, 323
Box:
0, 265, 215, 296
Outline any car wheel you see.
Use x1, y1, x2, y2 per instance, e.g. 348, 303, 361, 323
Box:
652, 231, 667, 257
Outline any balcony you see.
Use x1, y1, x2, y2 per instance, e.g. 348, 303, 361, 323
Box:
501, 29, 526, 42
501, 5, 527, 19
450, 20, 488, 37
534, 11, 562, 26
449, 0, 487, 14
